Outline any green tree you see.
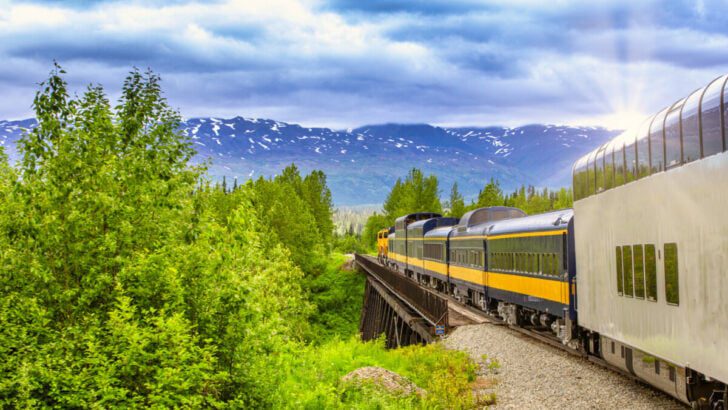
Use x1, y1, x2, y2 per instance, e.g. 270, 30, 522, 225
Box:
302, 170, 335, 250
361, 212, 390, 251
252, 176, 323, 273
381, 168, 442, 219
447, 182, 466, 218
476, 178, 505, 208
0, 65, 312, 407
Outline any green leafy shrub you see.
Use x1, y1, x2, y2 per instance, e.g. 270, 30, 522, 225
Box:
0, 65, 310, 407
306, 254, 365, 342
274, 338, 477, 409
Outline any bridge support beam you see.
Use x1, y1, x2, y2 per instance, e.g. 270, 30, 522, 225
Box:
359, 278, 432, 347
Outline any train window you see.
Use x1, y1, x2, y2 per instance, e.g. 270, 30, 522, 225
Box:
624, 141, 637, 183
633, 245, 645, 299
616, 247, 623, 295
517, 253, 524, 272
702, 75, 727, 157
664, 243, 679, 305
573, 157, 586, 201
521, 253, 527, 272
636, 120, 651, 179
623, 246, 633, 297
664, 103, 683, 168
604, 143, 615, 189
723, 76, 728, 152
587, 152, 596, 196
614, 142, 626, 187
645, 244, 657, 302
681, 88, 702, 163
650, 109, 668, 173
595, 149, 606, 193
529, 253, 535, 273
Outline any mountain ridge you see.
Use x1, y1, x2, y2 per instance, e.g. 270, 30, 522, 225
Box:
0, 117, 620, 205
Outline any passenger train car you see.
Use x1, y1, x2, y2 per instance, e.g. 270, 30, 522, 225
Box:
406, 217, 459, 282
378, 73, 728, 407
388, 213, 441, 273
573, 73, 728, 406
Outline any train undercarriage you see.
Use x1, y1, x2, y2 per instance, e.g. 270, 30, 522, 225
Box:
406, 267, 726, 409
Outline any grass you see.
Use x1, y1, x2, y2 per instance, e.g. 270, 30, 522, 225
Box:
274, 338, 478, 409
278, 253, 481, 409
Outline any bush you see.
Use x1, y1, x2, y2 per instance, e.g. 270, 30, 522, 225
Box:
0, 65, 311, 407
306, 253, 365, 342
274, 338, 477, 409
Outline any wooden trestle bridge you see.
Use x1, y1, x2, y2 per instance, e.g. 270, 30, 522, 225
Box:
354, 254, 481, 347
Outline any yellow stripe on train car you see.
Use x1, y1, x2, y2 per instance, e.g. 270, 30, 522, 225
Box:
423, 259, 448, 276
447, 229, 567, 241
408, 256, 426, 267
389, 253, 568, 305
487, 271, 569, 304
487, 229, 567, 240
449, 264, 487, 285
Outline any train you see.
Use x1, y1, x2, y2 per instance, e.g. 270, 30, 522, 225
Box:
379, 73, 728, 408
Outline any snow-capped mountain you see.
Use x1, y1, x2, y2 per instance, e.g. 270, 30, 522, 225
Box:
0, 117, 619, 205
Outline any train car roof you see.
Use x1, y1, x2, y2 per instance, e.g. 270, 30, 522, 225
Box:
459, 206, 525, 227
407, 217, 459, 231
394, 212, 442, 225
485, 209, 573, 237
424, 225, 456, 239
450, 206, 526, 238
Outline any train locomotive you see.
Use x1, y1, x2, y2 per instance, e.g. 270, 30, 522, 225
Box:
380, 74, 728, 408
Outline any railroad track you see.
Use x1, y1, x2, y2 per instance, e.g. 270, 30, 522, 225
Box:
441, 287, 657, 387
361, 255, 674, 399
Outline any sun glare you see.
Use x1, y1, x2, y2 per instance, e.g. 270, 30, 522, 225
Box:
598, 109, 648, 131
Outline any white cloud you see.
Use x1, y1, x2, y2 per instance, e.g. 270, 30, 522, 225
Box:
0, 0, 727, 128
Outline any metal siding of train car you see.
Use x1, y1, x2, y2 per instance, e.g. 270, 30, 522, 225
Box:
574, 151, 728, 385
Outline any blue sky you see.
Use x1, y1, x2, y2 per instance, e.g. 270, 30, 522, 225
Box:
1, 0, 727, 129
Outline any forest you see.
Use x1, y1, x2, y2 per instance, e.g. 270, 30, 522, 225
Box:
0, 65, 481, 408
359, 169, 573, 251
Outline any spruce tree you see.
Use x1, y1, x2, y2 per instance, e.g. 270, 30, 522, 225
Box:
448, 182, 466, 218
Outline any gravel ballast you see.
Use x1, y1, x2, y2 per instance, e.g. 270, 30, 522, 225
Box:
443, 324, 686, 409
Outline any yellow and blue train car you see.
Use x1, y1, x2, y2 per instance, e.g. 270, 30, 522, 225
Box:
389, 212, 440, 273
447, 207, 526, 308
484, 209, 575, 326
421, 225, 454, 291
405, 217, 458, 284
